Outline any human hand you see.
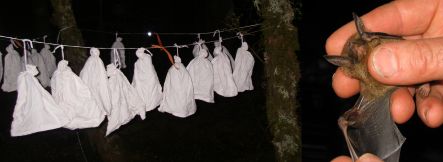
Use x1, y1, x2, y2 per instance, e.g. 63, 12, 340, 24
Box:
331, 153, 383, 162
326, 0, 443, 128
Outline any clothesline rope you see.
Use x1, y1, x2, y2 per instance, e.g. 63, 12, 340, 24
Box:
0, 26, 270, 50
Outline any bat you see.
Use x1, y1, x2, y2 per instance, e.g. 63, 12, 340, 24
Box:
325, 13, 430, 162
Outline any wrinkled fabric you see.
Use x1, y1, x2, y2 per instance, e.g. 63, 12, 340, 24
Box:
187, 47, 214, 103
159, 56, 196, 118
212, 46, 238, 97
11, 65, 69, 136
110, 37, 126, 68
233, 42, 254, 92
132, 48, 162, 111
106, 64, 144, 136
2, 44, 22, 92
80, 48, 112, 115
51, 60, 105, 130
40, 44, 57, 77
192, 43, 213, 61
214, 41, 235, 70
0, 51, 3, 82
31, 49, 50, 87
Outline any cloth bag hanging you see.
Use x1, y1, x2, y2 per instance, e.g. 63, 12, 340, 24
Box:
212, 46, 238, 97
80, 48, 112, 115
2, 44, 23, 92
132, 48, 162, 112
233, 42, 254, 92
31, 49, 50, 87
214, 41, 235, 70
11, 65, 70, 136
192, 42, 213, 61
187, 46, 214, 103
110, 37, 126, 68
159, 56, 196, 118
40, 44, 57, 77
51, 60, 105, 129
106, 64, 144, 136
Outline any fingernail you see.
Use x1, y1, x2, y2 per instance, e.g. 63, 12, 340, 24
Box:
359, 153, 382, 162
372, 47, 398, 78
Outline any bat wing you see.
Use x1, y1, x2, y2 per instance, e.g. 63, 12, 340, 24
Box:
345, 89, 405, 162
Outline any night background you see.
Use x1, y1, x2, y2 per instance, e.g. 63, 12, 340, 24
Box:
0, 0, 442, 162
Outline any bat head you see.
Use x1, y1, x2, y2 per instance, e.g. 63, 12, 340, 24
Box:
325, 13, 402, 98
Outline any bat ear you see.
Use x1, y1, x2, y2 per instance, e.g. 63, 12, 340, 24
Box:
324, 55, 353, 67
353, 13, 369, 40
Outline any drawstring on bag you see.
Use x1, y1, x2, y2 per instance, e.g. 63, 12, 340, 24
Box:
113, 48, 121, 69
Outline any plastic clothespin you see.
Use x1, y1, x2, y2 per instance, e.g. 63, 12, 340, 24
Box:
213, 30, 222, 43
53, 45, 65, 60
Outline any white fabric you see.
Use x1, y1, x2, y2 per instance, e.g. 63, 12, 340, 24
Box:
132, 48, 162, 111
187, 47, 214, 103
51, 60, 105, 130
80, 48, 112, 115
40, 44, 57, 77
192, 43, 213, 61
2, 44, 23, 92
110, 37, 126, 69
233, 42, 254, 92
159, 56, 196, 118
214, 41, 235, 70
106, 64, 144, 136
11, 65, 69, 136
0, 51, 3, 82
30, 49, 50, 87
212, 46, 238, 97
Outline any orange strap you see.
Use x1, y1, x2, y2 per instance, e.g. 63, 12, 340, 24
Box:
152, 45, 174, 65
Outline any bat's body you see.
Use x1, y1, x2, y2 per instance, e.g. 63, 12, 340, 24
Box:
325, 14, 429, 162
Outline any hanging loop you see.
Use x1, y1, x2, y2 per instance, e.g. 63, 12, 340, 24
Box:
43, 35, 47, 43
53, 45, 65, 60
22, 39, 33, 67
144, 48, 154, 56
213, 30, 222, 42
197, 33, 201, 41
237, 32, 244, 43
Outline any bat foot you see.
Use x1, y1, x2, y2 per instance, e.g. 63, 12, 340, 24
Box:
417, 83, 430, 97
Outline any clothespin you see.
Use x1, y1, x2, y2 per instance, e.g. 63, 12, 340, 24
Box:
53, 45, 65, 60
213, 30, 222, 42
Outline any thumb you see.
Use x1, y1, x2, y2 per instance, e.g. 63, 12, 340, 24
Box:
368, 37, 443, 85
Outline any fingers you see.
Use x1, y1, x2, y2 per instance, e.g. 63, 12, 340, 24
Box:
332, 68, 360, 98
391, 88, 415, 124
416, 82, 443, 127
326, 0, 439, 55
331, 154, 383, 162
356, 153, 383, 162
331, 155, 352, 162
368, 38, 443, 85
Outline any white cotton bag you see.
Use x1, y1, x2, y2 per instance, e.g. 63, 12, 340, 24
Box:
80, 48, 112, 115
187, 47, 214, 103
40, 44, 57, 77
159, 56, 196, 118
30, 49, 50, 87
11, 65, 69, 136
0, 51, 3, 82
2, 44, 23, 92
212, 46, 238, 97
233, 42, 254, 92
51, 60, 105, 130
110, 37, 126, 68
106, 64, 144, 136
132, 48, 162, 112
192, 42, 213, 61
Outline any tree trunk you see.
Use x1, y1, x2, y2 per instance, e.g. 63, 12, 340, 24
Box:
259, 0, 301, 161
50, 0, 86, 73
